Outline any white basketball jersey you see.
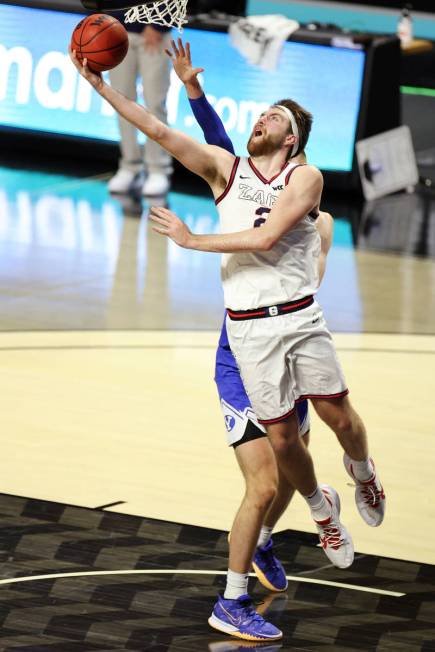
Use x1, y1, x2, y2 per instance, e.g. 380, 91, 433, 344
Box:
217, 157, 321, 310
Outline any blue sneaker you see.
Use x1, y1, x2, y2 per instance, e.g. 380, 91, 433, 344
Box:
208, 594, 283, 641
252, 539, 288, 592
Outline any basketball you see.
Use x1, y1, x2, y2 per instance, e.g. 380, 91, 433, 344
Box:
70, 13, 128, 73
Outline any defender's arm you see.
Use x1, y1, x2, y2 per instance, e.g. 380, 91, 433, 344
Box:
167, 38, 235, 153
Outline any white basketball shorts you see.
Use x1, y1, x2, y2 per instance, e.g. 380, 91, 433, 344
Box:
225, 300, 348, 425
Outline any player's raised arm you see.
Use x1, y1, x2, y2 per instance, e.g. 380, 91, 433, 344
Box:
166, 39, 235, 154
69, 48, 234, 190
150, 165, 322, 252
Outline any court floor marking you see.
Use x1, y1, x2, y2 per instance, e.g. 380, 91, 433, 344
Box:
0, 345, 434, 355
94, 500, 126, 510
0, 570, 405, 597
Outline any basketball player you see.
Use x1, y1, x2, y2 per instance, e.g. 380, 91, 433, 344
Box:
166, 38, 332, 595
71, 49, 386, 643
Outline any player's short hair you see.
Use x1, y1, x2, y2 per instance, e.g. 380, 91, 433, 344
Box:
275, 98, 313, 159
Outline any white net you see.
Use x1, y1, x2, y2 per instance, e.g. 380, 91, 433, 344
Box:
124, 0, 188, 31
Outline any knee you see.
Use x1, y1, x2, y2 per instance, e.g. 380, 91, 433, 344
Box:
315, 403, 353, 434
269, 432, 299, 457
247, 481, 277, 512
314, 398, 361, 436
334, 414, 354, 434
270, 438, 289, 458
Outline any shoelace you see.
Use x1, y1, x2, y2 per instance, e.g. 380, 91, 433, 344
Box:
319, 521, 344, 550
240, 600, 270, 625
361, 480, 385, 507
258, 547, 280, 572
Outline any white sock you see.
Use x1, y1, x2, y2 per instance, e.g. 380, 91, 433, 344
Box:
304, 486, 331, 521
257, 526, 273, 548
224, 569, 249, 600
351, 457, 374, 482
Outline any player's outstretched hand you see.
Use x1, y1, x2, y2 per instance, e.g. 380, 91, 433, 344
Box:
149, 206, 192, 248
69, 47, 104, 93
165, 38, 204, 86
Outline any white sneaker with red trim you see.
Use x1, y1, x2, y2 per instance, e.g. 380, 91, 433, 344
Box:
343, 454, 386, 527
314, 485, 354, 569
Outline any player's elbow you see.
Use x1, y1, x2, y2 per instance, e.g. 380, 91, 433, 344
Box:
257, 234, 276, 251
154, 121, 169, 144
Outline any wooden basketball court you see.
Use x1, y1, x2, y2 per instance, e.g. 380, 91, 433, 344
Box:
0, 167, 434, 649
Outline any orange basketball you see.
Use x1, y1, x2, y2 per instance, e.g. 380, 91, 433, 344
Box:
71, 14, 128, 73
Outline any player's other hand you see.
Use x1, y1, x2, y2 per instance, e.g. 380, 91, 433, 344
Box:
165, 38, 204, 86
69, 47, 104, 92
149, 206, 192, 248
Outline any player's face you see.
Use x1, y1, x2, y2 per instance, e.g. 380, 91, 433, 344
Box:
247, 108, 291, 157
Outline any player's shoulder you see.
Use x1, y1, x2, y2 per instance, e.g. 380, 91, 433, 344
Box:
208, 145, 237, 161
287, 163, 323, 189
289, 163, 322, 179
299, 163, 323, 181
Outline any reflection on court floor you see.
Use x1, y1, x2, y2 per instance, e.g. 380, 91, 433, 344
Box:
0, 165, 361, 331
0, 493, 433, 651
2, 165, 435, 333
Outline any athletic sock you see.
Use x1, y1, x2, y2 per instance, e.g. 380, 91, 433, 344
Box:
350, 457, 374, 482
304, 486, 331, 521
224, 569, 249, 600
257, 526, 273, 548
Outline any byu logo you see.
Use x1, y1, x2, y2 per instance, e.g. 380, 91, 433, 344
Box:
225, 415, 236, 432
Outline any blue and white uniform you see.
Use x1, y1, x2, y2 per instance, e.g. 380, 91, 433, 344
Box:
189, 95, 310, 446
215, 316, 310, 446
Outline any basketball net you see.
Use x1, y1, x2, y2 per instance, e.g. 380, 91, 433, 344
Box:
124, 0, 188, 31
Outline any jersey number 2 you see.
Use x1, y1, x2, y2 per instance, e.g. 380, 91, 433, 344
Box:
253, 207, 271, 228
